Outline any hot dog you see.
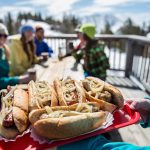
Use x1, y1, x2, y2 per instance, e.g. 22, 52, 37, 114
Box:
54, 77, 86, 106
0, 87, 29, 139
29, 102, 108, 139
81, 77, 124, 112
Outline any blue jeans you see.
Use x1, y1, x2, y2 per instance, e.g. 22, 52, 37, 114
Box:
84, 71, 92, 78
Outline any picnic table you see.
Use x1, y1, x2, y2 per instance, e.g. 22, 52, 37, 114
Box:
35, 56, 84, 82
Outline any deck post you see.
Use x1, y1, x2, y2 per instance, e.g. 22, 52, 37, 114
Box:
125, 39, 134, 77
65, 39, 69, 55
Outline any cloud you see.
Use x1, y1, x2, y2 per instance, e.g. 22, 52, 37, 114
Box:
94, 0, 131, 6
0, 6, 33, 19
75, 6, 112, 16
46, 0, 80, 16
13, 0, 80, 19
16, 0, 52, 7
116, 12, 150, 26
94, 0, 150, 6
1, 0, 150, 25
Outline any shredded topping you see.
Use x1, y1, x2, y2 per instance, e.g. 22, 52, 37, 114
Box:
40, 110, 83, 119
0, 86, 17, 123
61, 77, 79, 102
44, 106, 53, 114
29, 81, 52, 109
84, 79, 112, 102
76, 103, 93, 113
40, 103, 100, 119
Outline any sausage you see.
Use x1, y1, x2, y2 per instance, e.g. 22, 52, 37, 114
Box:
0, 90, 7, 111
67, 101, 78, 105
2, 110, 14, 127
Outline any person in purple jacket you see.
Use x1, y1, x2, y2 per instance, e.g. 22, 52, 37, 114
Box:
34, 26, 53, 57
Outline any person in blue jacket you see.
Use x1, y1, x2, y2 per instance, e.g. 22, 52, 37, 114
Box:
34, 26, 53, 57
57, 97, 150, 150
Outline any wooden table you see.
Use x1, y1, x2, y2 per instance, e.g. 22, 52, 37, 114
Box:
34, 56, 84, 84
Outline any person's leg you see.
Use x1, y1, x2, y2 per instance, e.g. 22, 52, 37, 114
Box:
84, 71, 92, 78
71, 53, 80, 71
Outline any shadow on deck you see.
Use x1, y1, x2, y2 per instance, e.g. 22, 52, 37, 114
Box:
107, 76, 139, 89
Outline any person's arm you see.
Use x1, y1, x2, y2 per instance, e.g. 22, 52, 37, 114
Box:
58, 51, 73, 59
140, 115, 150, 128
95, 46, 110, 69
0, 77, 19, 89
88, 46, 110, 79
140, 96, 150, 128
48, 46, 53, 54
33, 55, 41, 64
32, 44, 41, 64
44, 42, 53, 56
127, 97, 150, 128
58, 135, 150, 150
9, 42, 26, 76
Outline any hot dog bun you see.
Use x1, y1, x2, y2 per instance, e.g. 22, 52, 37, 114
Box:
0, 88, 29, 139
54, 77, 86, 106
28, 81, 58, 111
29, 102, 108, 139
82, 77, 124, 112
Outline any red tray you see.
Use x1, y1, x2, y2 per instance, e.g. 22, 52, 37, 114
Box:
0, 104, 140, 150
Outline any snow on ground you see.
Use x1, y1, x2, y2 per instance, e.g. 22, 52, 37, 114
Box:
146, 33, 150, 38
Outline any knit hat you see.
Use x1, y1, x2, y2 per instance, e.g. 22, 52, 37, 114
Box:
79, 23, 96, 39
0, 23, 8, 35
19, 25, 35, 34
35, 25, 44, 32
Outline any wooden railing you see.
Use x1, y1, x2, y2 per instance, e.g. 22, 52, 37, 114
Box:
45, 34, 150, 93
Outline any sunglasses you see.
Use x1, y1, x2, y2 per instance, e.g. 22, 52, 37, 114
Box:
0, 34, 8, 38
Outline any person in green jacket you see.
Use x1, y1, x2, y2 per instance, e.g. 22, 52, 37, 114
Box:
0, 23, 36, 90
60, 23, 110, 81
58, 97, 150, 150
79, 23, 110, 80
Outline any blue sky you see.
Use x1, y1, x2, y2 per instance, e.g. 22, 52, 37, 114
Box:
1, 0, 150, 24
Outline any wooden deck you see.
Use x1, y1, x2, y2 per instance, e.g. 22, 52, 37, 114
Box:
34, 56, 150, 146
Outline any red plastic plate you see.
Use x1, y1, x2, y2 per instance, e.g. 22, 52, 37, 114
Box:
0, 104, 140, 150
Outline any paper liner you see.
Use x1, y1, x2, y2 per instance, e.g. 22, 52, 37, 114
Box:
0, 126, 31, 142
30, 112, 114, 144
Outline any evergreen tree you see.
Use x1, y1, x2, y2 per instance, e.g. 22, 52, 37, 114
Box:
60, 14, 80, 33
0, 19, 3, 23
5, 12, 14, 35
118, 18, 142, 35
101, 19, 113, 34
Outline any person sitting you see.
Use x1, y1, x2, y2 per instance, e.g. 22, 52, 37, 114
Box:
34, 26, 53, 57
0, 23, 35, 90
9, 25, 40, 76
